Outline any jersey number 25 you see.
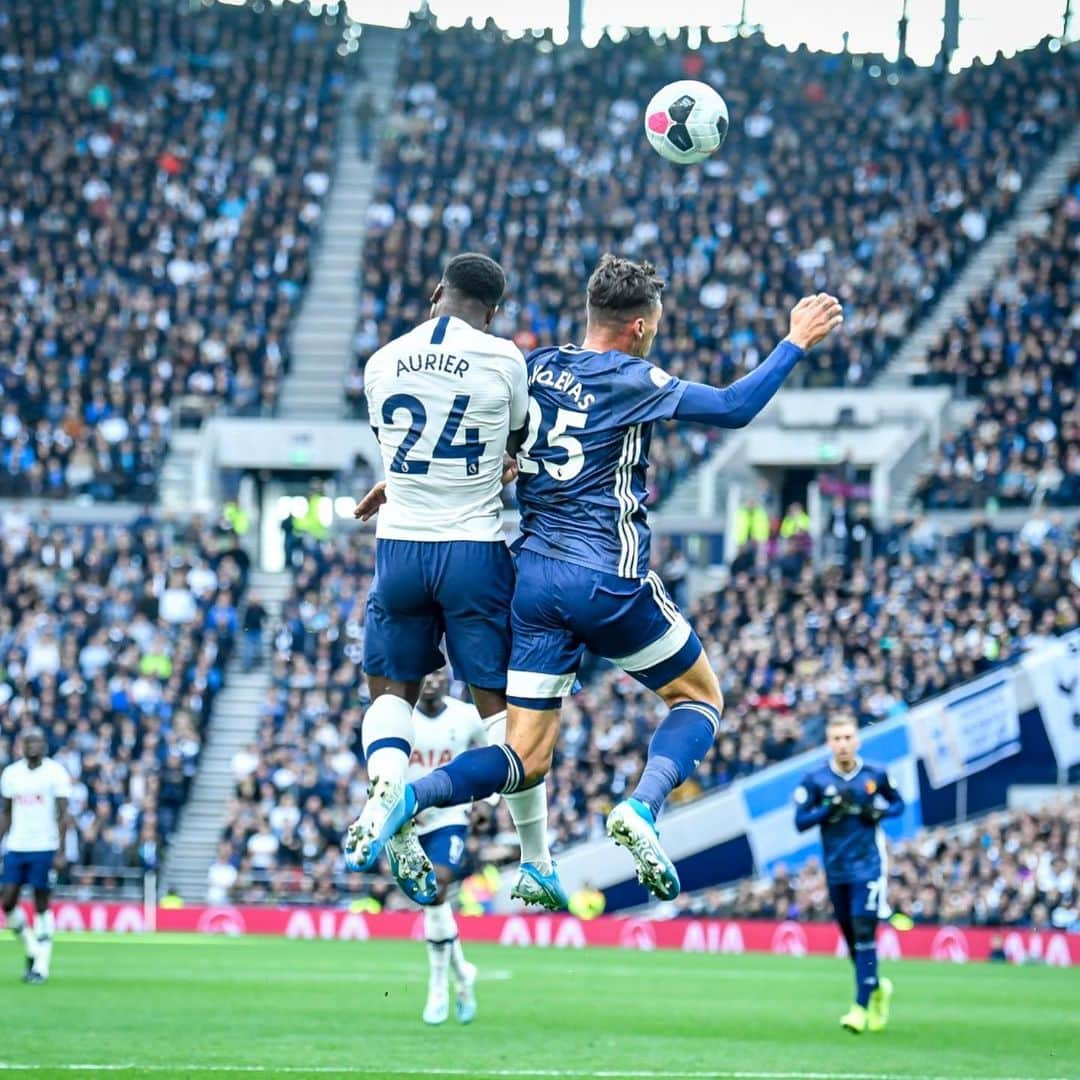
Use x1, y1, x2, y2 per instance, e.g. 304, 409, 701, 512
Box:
517, 400, 587, 481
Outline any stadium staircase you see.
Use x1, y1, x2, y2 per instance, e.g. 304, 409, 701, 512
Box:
162, 569, 292, 901
879, 124, 1080, 387
279, 27, 402, 420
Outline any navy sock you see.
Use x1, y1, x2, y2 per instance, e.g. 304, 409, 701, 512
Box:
854, 941, 878, 1007
632, 701, 719, 819
411, 745, 524, 813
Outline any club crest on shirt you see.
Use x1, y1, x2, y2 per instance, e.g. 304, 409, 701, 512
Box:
865, 779, 877, 795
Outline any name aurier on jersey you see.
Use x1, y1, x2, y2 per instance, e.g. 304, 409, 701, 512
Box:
395, 352, 470, 377
529, 361, 596, 409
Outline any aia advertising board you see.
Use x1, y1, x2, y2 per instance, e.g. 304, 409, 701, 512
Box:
37, 902, 1078, 967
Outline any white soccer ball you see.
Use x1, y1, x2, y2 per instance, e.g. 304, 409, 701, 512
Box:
644, 80, 729, 165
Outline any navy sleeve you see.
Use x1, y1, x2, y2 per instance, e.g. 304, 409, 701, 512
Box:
877, 769, 906, 820
613, 356, 689, 425
794, 773, 831, 832
673, 340, 804, 428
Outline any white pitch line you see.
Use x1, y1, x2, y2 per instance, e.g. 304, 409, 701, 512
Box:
0, 1066, 1072, 1080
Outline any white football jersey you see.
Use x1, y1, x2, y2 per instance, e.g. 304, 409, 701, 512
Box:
364, 315, 528, 542
1, 758, 71, 852
408, 696, 487, 835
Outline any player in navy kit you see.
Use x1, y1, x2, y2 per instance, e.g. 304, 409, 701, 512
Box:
358, 254, 843, 904
795, 714, 905, 1033
344, 253, 559, 911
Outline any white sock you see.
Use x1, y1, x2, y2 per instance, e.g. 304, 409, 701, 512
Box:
362, 694, 414, 784
424, 903, 456, 991
33, 911, 54, 978
450, 938, 469, 981
4, 907, 38, 967
483, 710, 553, 874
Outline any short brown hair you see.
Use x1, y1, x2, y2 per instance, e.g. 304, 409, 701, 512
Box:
826, 715, 858, 732
586, 254, 665, 323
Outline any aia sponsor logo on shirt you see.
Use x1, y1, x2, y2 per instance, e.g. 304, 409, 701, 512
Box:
15, 793, 45, 806
409, 748, 453, 769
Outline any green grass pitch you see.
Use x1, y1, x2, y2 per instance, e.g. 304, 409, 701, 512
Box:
1, 934, 1077, 1080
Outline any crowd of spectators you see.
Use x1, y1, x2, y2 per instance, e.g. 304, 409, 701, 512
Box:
216, 530, 377, 905
915, 170, 1080, 509
350, 23, 1078, 501
0, 508, 248, 893
216, 511, 1078, 904
678, 795, 1079, 931
0, 0, 345, 500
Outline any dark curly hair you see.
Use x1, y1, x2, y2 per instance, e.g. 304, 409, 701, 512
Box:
443, 252, 506, 308
586, 254, 665, 323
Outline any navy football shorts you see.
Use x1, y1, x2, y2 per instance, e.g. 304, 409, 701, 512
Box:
419, 825, 468, 877
2, 850, 54, 891
506, 549, 703, 709
364, 538, 513, 689
828, 878, 889, 923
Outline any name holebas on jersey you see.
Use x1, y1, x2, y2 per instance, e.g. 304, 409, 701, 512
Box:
529, 361, 596, 409
395, 352, 471, 378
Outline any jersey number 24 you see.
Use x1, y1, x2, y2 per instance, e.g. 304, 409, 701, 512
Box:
382, 393, 485, 476
517, 400, 587, 481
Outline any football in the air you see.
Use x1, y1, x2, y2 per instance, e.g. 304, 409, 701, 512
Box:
644, 80, 729, 164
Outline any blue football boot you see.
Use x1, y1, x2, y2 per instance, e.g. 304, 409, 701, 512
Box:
606, 798, 680, 901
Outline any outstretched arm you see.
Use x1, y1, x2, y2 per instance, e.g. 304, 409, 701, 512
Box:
673, 293, 844, 429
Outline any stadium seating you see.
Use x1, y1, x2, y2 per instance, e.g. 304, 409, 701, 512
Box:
675, 795, 1080, 930
352, 23, 1078, 499
0, 509, 247, 893
0, 0, 344, 500
218, 513, 1078, 902
914, 170, 1080, 509
219, 530, 385, 905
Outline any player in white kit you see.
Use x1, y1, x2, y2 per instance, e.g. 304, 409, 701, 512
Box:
1, 727, 71, 984
344, 254, 562, 911
409, 670, 486, 1026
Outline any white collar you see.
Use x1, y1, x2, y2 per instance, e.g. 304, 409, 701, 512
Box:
829, 756, 862, 781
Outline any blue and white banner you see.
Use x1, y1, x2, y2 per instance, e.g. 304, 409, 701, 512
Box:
739, 717, 922, 877
1024, 629, 1080, 770
913, 669, 1020, 789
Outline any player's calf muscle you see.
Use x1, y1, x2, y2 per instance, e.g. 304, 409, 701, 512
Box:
507, 706, 560, 785
656, 653, 724, 712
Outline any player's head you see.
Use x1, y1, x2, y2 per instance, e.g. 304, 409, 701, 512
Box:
418, 668, 449, 709
826, 715, 860, 769
430, 253, 506, 330
585, 254, 665, 357
20, 726, 46, 764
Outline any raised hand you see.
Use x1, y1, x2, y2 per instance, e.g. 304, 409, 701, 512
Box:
787, 293, 844, 351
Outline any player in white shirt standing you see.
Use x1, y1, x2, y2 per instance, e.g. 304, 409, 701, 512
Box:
409, 669, 487, 1026
344, 253, 563, 911
1, 727, 71, 984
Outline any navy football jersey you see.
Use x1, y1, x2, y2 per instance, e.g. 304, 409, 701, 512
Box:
793, 759, 904, 884
515, 345, 687, 579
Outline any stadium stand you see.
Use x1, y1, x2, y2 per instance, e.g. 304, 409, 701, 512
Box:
350, 24, 1078, 499
914, 169, 1080, 509
217, 513, 1078, 903
674, 794, 1079, 930
0, 508, 248, 893
219, 530, 381, 905
0, 0, 345, 500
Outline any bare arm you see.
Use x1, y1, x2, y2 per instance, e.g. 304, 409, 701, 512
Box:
0, 795, 10, 848
55, 796, 69, 867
